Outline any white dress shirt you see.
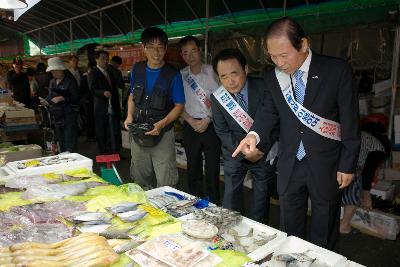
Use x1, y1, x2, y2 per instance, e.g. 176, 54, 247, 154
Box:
181, 64, 219, 119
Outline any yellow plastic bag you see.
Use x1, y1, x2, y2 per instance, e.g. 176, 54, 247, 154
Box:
0, 192, 32, 211
212, 250, 252, 267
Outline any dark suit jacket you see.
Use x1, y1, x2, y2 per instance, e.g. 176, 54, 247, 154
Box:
252, 53, 361, 199
88, 67, 121, 120
211, 76, 277, 163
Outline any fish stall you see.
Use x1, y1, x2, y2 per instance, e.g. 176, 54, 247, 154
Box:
0, 153, 366, 267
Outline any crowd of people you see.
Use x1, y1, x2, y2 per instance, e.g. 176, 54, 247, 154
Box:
3, 16, 391, 250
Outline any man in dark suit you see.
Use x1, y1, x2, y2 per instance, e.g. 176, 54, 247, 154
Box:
211, 49, 277, 223
88, 50, 122, 154
233, 17, 360, 248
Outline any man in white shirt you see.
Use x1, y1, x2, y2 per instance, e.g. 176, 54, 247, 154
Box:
179, 36, 221, 204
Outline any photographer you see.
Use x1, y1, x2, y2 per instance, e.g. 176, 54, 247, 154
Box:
44, 57, 80, 153
124, 27, 185, 189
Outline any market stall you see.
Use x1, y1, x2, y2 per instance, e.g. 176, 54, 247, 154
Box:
0, 153, 366, 267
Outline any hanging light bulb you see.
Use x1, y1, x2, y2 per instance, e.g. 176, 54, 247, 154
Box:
0, 0, 28, 10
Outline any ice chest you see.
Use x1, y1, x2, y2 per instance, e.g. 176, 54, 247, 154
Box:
4, 153, 92, 175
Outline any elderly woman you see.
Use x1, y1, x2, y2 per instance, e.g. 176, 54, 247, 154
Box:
45, 57, 80, 153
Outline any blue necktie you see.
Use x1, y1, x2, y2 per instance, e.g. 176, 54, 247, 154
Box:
294, 70, 306, 160
236, 92, 248, 113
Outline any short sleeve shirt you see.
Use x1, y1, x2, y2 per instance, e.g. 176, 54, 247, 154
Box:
181, 64, 218, 118
130, 63, 185, 104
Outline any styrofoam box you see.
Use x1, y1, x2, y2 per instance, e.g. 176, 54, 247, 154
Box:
267, 236, 348, 267
179, 213, 286, 261
145, 185, 196, 200
346, 261, 366, 267
370, 183, 395, 200
4, 153, 93, 175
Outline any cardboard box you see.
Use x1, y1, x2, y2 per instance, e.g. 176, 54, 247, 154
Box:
384, 168, 400, 180
0, 144, 42, 164
392, 151, 400, 169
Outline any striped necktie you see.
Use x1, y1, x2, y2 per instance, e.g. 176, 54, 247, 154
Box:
294, 70, 306, 160
236, 92, 248, 113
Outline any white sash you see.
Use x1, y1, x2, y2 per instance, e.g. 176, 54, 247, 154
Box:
213, 86, 253, 132
275, 68, 341, 141
184, 72, 212, 114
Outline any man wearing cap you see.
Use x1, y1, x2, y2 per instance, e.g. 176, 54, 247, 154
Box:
7, 56, 30, 107
45, 57, 80, 153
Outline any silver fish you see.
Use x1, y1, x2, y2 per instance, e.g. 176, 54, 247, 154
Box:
100, 226, 133, 239
106, 202, 139, 214
273, 252, 316, 267
67, 211, 112, 224
114, 239, 144, 254
117, 210, 147, 222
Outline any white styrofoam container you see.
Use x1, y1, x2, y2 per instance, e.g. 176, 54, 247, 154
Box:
179, 213, 287, 261
346, 260, 366, 267
370, 184, 395, 200
267, 236, 348, 267
145, 185, 195, 200
4, 153, 93, 175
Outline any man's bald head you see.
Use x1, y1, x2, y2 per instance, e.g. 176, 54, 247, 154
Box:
264, 17, 306, 51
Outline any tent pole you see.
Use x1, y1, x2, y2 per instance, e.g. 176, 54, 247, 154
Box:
131, 0, 134, 40
53, 25, 57, 55
388, 26, 400, 141
69, 20, 73, 52
204, 0, 210, 64
38, 29, 41, 56
99, 11, 103, 38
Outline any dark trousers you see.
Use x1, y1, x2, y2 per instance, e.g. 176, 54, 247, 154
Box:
81, 97, 95, 139
55, 111, 78, 153
223, 158, 275, 223
95, 113, 122, 154
279, 158, 341, 249
183, 122, 221, 204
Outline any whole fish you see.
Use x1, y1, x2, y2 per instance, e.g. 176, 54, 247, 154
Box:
106, 202, 139, 215
273, 252, 316, 267
117, 210, 147, 222
67, 211, 111, 224
113, 239, 144, 254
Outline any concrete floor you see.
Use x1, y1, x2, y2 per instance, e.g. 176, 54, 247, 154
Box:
76, 138, 400, 267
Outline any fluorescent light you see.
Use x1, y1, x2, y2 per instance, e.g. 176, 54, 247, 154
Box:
0, 0, 28, 9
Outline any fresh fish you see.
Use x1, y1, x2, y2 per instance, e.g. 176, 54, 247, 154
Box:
114, 239, 144, 254
106, 202, 139, 215
117, 210, 147, 222
77, 224, 111, 233
21, 183, 90, 200
67, 211, 112, 224
273, 252, 316, 267
100, 226, 133, 239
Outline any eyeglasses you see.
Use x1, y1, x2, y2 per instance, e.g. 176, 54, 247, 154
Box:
145, 46, 166, 52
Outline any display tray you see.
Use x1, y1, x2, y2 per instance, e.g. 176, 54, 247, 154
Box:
4, 153, 93, 175
179, 213, 287, 261
346, 260, 366, 267
263, 236, 348, 267
145, 186, 197, 200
